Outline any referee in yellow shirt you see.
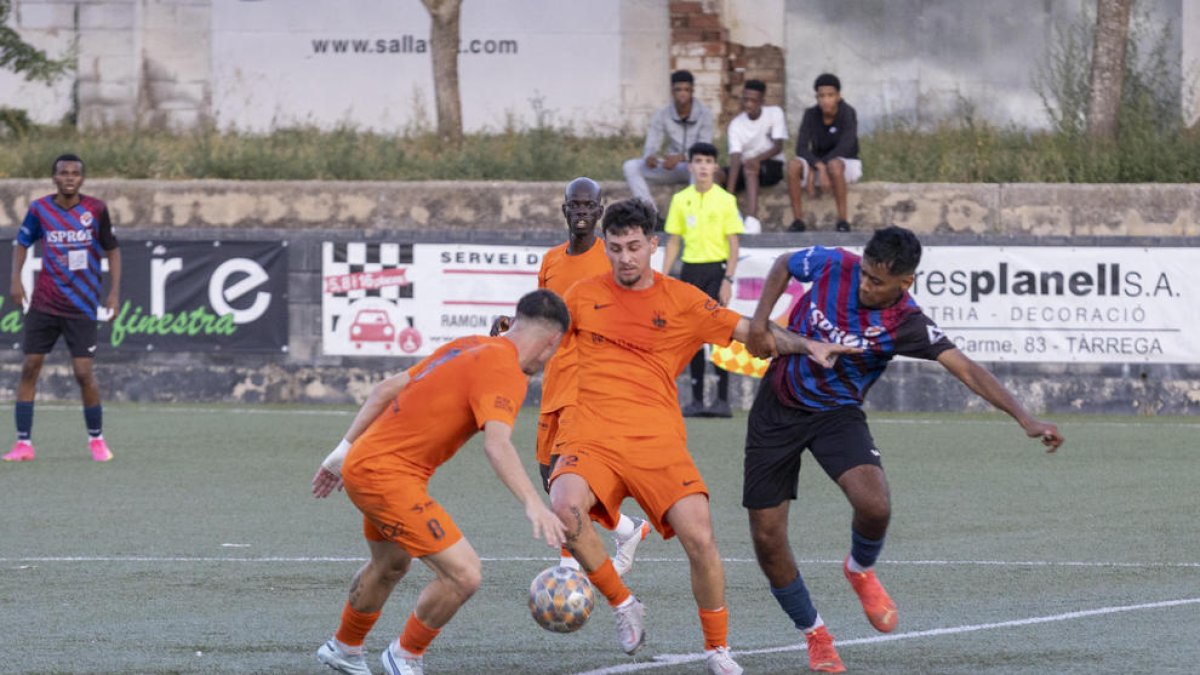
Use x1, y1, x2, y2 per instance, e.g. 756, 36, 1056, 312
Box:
661, 141, 745, 418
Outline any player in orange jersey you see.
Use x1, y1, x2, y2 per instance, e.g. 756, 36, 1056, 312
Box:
537, 177, 651, 574
548, 199, 858, 675
311, 289, 570, 675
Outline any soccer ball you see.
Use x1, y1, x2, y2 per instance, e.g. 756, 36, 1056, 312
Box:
528, 565, 595, 633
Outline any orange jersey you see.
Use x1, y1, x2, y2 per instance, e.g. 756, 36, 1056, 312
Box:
563, 272, 741, 444
343, 335, 527, 483
537, 240, 610, 413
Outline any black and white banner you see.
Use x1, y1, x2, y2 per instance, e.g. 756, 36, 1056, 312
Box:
1, 239, 289, 352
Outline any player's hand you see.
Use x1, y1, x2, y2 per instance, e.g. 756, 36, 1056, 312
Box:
311, 466, 344, 498
718, 280, 732, 307
527, 501, 567, 548
489, 315, 513, 337
644, 156, 659, 169
805, 339, 862, 368
745, 320, 777, 358
1023, 420, 1063, 453
10, 282, 26, 311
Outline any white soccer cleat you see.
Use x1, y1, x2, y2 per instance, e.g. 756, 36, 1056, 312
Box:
612, 517, 651, 576
381, 643, 424, 675
612, 597, 647, 655
316, 638, 371, 675
705, 646, 744, 675
743, 216, 762, 234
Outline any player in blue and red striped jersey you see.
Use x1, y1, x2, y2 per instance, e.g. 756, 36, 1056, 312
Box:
4, 154, 122, 463
742, 226, 1063, 672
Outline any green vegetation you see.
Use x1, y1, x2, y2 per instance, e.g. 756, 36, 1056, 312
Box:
2, 120, 1198, 182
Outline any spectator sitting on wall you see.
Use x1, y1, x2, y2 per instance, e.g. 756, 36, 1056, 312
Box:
722, 79, 787, 235
622, 70, 715, 224
787, 73, 862, 233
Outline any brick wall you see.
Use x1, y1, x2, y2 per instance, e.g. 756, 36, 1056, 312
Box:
668, 1, 786, 134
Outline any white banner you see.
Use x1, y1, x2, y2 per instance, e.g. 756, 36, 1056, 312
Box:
320, 243, 1200, 363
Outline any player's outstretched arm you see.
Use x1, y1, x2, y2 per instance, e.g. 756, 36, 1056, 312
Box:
936, 348, 1064, 452
481, 420, 567, 548
312, 370, 413, 497
733, 317, 860, 368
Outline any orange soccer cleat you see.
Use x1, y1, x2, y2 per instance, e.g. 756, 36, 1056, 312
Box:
843, 557, 897, 633
805, 625, 845, 673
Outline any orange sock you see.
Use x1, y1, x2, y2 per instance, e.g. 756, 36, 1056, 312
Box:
586, 559, 631, 607
334, 603, 381, 647
699, 606, 729, 651
398, 612, 441, 656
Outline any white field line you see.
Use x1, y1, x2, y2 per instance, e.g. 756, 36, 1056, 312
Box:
2, 556, 1198, 569
21, 404, 1200, 428
570, 596, 1200, 675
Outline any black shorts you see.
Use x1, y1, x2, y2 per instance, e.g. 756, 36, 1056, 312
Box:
727, 159, 785, 192
742, 383, 881, 509
539, 455, 561, 494
680, 261, 726, 300
22, 308, 99, 359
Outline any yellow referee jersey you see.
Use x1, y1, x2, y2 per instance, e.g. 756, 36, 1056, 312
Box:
664, 184, 744, 263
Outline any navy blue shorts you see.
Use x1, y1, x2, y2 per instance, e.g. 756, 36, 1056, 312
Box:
742, 383, 881, 509
22, 308, 99, 359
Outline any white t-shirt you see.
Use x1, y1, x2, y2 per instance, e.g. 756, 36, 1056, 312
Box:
727, 106, 788, 162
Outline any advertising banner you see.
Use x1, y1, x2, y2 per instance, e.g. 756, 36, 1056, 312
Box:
1, 240, 289, 353
320, 242, 1200, 364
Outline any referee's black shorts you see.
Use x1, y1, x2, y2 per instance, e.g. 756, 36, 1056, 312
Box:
680, 260, 726, 301
742, 382, 881, 509
22, 308, 99, 359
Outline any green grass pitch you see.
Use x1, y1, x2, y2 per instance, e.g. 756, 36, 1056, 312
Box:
1, 403, 1197, 674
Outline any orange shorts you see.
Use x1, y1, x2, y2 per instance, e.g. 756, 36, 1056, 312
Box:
550, 436, 707, 540
536, 406, 577, 466
344, 471, 463, 558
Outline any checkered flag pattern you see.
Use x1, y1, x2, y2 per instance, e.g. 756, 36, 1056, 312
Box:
710, 340, 770, 378
325, 242, 415, 299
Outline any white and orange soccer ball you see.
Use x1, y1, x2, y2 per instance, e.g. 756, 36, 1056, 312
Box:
528, 565, 595, 633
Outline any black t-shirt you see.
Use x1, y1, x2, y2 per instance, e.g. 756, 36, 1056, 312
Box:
795, 101, 859, 164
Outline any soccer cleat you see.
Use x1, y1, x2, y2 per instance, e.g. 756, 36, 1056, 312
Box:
89, 438, 113, 462
705, 646, 744, 675
805, 626, 845, 672
844, 557, 897, 633
316, 639, 372, 675
788, 218, 808, 233
743, 216, 762, 234
835, 220, 852, 233
612, 597, 646, 654
3, 440, 35, 462
612, 517, 651, 576
381, 644, 424, 675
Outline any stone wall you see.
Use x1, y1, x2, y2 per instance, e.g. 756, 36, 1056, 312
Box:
2, 180, 1197, 237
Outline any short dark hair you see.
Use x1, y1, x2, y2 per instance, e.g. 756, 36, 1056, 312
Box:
814, 73, 841, 92
516, 289, 570, 333
688, 142, 718, 161
601, 198, 656, 238
744, 79, 766, 94
52, 153, 84, 176
670, 70, 694, 85
864, 226, 922, 276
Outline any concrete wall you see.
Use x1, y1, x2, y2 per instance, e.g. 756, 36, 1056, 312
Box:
2, 179, 1198, 237
5, 0, 1198, 132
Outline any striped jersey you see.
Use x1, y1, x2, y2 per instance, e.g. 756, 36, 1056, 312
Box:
770, 246, 954, 411
17, 194, 119, 319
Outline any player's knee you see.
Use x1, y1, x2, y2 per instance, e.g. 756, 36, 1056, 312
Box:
787, 159, 804, 178
828, 160, 845, 176
378, 555, 413, 584
449, 562, 483, 598
622, 158, 642, 179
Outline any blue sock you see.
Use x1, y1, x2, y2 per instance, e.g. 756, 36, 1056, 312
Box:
851, 529, 885, 569
83, 405, 103, 439
14, 401, 33, 441
770, 573, 819, 630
